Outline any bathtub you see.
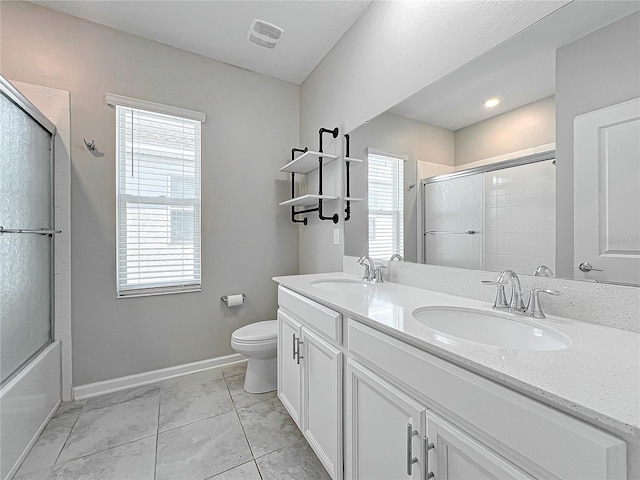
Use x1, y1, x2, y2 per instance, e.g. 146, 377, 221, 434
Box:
0, 341, 61, 480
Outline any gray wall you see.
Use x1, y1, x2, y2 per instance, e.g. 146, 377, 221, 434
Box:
1, 1, 300, 385
455, 96, 555, 166
298, 0, 566, 274
344, 112, 454, 261
555, 12, 640, 278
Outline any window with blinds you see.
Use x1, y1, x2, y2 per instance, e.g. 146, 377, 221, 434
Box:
368, 152, 404, 258
115, 104, 202, 297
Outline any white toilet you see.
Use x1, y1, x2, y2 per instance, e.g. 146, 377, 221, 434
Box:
230, 320, 278, 393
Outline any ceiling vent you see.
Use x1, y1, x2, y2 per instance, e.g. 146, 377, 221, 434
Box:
248, 19, 284, 49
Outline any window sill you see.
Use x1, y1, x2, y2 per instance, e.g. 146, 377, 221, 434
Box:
117, 286, 201, 299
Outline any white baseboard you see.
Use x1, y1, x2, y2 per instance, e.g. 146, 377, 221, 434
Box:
73, 353, 246, 401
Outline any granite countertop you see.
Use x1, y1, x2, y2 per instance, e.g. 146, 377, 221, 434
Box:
273, 272, 640, 441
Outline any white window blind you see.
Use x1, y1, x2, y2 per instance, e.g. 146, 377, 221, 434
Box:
116, 104, 202, 297
368, 152, 404, 259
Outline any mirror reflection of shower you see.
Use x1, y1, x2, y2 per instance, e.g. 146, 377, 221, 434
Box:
421, 154, 555, 274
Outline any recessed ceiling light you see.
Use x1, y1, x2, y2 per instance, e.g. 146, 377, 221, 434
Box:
484, 98, 500, 108
248, 19, 284, 49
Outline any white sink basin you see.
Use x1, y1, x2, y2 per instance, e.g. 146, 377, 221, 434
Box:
310, 278, 379, 294
412, 306, 571, 351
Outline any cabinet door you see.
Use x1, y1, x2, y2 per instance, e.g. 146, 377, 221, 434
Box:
346, 359, 426, 480
426, 412, 532, 480
277, 309, 302, 427
301, 327, 343, 480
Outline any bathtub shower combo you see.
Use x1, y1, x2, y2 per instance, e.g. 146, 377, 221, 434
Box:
0, 75, 62, 480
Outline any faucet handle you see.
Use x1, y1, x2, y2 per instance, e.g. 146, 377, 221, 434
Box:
525, 288, 563, 319
482, 280, 509, 309
373, 265, 387, 283
357, 256, 371, 280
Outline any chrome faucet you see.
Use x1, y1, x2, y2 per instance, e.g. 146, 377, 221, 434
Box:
390, 254, 404, 262
483, 269, 563, 319
534, 265, 554, 277
357, 255, 376, 282
498, 269, 526, 311
483, 269, 525, 312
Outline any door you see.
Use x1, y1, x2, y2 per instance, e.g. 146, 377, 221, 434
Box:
426, 413, 531, 480
277, 309, 302, 426
301, 326, 342, 480
422, 174, 483, 269
574, 98, 640, 285
346, 359, 426, 480
0, 82, 55, 384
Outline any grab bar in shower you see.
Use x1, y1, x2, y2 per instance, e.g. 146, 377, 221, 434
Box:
0, 226, 61, 235
425, 230, 478, 235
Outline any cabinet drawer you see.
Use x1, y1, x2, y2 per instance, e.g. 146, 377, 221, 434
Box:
348, 320, 626, 480
278, 286, 342, 343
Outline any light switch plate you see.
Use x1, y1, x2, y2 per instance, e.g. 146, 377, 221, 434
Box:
333, 228, 340, 245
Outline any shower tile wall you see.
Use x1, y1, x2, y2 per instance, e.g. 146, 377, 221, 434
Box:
483, 160, 556, 274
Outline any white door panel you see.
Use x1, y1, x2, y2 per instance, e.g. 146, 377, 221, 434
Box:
345, 360, 426, 480
574, 97, 640, 284
426, 413, 532, 480
277, 309, 302, 426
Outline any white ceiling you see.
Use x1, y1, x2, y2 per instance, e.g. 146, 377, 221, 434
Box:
389, 1, 640, 131
31, 0, 372, 85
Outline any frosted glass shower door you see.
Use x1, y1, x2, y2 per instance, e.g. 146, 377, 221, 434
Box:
423, 174, 483, 268
0, 93, 54, 384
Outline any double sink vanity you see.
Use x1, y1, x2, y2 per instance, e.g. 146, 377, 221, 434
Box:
272, 271, 638, 480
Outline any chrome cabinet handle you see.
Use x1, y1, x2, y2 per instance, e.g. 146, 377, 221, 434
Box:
292, 333, 297, 360
425, 436, 435, 479
296, 338, 304, 364
407, 424, 418, 475
579, 262, 603, 272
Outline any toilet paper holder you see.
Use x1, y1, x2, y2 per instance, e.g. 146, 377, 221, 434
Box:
221, 293, 246, 303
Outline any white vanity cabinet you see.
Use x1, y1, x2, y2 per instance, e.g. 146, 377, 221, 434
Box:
346, 358, 533, 480
347, 319, 626, 480
426, 412, 533, 480
277, 309, 303, 426
277, 287, 343, 479
346, 359, 427, 480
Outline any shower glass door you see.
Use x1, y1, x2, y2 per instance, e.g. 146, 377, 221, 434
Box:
0, 85, 55, 384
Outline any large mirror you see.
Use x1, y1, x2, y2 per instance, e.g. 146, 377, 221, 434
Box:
344, 1, 640, 286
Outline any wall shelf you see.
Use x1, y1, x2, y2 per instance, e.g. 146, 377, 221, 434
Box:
344, 156, 364, 164
279, 194, 338, 208
280, 150, 339, 174
281, 127, 341, 225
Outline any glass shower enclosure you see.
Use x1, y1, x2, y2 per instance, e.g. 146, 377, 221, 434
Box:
0, 76, 57, 386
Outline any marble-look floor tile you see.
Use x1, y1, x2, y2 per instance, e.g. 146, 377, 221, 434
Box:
161, 368, 223, 390
52, 400, 85, 419
15, 416, 77, 476
57, 394, 159, 464
156, 411, 252, 480
13, 467, 51, 480
82, 384, 160, 413
237, 397, 303, 458
256, 439, 330, 480
220, 361, 247, 379
208, 460, 261, 480
225, 373, 277, 409
52, 436, 156, 480
159, 375, 233, 432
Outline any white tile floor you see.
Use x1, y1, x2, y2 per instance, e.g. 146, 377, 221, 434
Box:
14, 362, 330, 480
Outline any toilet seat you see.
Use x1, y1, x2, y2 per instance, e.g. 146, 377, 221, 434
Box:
232, 320, 277, 344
